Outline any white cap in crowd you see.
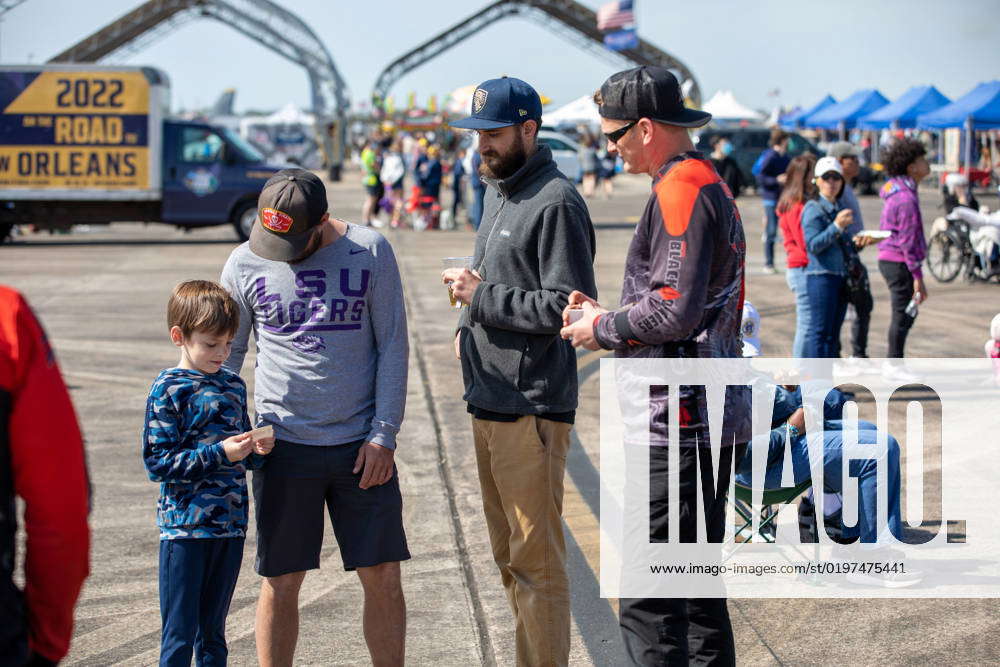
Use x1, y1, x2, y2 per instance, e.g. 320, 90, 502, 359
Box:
814, 155, 843, 179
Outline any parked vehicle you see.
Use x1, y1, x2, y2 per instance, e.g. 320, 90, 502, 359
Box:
537, 129, 582, 181
694, 128, 823, 190
0, 64, 286, 243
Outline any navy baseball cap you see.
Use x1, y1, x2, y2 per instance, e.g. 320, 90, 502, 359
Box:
450, 76, 543, 130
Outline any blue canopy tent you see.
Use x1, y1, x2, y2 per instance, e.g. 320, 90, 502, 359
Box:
916, 81, 1000, 129
804, 89, 890, 138
780, 94, 836, 130
858, 85, 951, 129
917, 81, 1000, 168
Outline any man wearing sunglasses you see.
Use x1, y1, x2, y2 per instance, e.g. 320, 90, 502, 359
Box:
560, 66, 750, 666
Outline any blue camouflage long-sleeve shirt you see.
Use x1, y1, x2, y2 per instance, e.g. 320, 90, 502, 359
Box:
142, 367, 254, 539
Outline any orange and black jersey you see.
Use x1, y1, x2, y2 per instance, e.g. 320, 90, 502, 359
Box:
593, 152, 750, 445
0, 286, 90, 664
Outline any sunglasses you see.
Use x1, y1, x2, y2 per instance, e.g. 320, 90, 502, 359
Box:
604, 120, 638, 144
819, 172, 843, 182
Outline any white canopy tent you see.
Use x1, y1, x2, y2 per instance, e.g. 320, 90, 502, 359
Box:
542, 94, 601, 128
702, 90, 765, 123
238, 102, 318, 168
264, 102, 315, 126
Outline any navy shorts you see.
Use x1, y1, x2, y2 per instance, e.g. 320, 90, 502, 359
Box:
252, 439, 410, 576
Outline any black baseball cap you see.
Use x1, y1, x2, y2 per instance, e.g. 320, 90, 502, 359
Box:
598, 66, 711, 128
449, 76, 543, 130
249, 168, 328, 261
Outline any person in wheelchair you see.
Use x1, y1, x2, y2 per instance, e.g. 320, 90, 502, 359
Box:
942, 172, 980, 215
940, 173, 1000, 277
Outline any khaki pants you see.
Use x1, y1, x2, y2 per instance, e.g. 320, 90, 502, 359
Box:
472, 415, 572, 667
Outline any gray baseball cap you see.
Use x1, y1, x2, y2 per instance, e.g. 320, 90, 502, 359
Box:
249, 168, 328, 261
828, 141, 859, 159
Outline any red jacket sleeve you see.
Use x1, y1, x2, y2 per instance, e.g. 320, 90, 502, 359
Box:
0, 287, 90, 663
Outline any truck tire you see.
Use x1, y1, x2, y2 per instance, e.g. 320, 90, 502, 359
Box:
0, 223, 12, 244
233, 201, 257, 242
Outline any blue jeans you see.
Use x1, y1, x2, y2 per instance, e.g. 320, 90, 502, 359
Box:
805, 273, 847, 358
470, 185, 486, 230
159, 537, 244, 667
736, 421, 903, 543
763, 201, 779, 268
786, 266, 811, 358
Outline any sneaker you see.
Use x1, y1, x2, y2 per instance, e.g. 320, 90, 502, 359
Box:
761, 265, 777, 275
881, 361, 919, 383
371, 218, 386, 228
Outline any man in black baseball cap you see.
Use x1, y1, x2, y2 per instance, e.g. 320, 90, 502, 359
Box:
221, 166, 412, 666
249, 168, 329, 262
560, 65, 749, 666
445, 76, 597, 666
597, 65, 711, 129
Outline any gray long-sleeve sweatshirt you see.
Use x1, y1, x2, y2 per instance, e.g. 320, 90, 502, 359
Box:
221, 223, 408, 449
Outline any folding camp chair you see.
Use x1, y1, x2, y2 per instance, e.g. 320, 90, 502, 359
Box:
732, 478, 813, 544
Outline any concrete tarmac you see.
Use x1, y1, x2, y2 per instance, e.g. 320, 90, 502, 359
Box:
2, 168, 998, 665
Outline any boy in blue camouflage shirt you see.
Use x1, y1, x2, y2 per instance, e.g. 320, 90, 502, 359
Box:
142, 280, 274, 666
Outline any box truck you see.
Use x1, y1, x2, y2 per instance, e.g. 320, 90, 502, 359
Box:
0, 64, 287, 242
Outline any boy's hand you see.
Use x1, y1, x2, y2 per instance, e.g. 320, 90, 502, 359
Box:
222, 433, 254, 462
253, 436, 275, 455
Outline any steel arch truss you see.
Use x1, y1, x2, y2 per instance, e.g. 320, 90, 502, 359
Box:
49, 0, 349, 169
372, 0, 701, 109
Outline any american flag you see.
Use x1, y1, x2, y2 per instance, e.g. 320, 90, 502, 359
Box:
597, 0, 635, 31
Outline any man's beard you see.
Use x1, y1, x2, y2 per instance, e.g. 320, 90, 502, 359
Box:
479, 133, 528, 180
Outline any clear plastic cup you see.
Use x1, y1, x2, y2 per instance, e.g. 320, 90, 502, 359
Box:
442, 256, 474, 308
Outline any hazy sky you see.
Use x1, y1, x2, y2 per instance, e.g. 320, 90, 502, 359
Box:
2, 0, 998, 115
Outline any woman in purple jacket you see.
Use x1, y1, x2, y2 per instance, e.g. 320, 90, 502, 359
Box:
877, 138, 930, 371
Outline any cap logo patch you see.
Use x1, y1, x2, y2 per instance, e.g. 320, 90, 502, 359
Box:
473, 88, 488, 113
518, 109, 527, 116
261, 207, 293, 233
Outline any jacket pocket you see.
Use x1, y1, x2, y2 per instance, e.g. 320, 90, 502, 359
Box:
471, 326, 527, 396
517, 334, 557, 397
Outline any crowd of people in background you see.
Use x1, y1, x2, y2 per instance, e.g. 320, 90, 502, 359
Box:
353, 121, 621, 233
350, 115, 999, 378
358, 130, 460, 231
756, 125, 998, 380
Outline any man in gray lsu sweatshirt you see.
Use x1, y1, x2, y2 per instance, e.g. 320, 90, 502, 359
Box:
443, 76, 597, 667
221, 169, 409, 666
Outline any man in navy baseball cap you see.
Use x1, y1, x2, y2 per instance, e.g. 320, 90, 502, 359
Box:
450, 76, 543, 130
444, 73, 598, 666
449, 76, 544, 181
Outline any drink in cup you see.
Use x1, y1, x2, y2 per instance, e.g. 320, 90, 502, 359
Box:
441, 256, 474, 308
